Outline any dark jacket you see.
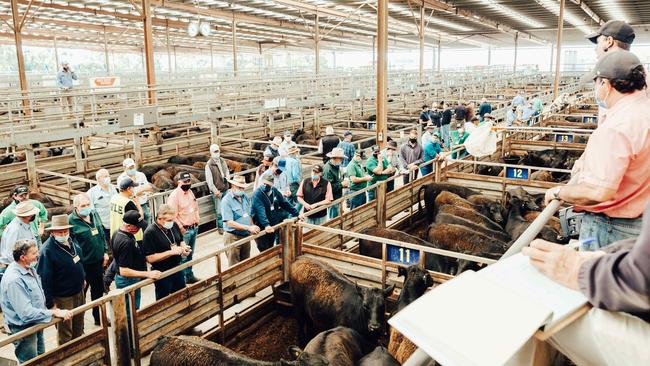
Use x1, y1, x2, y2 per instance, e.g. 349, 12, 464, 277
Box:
441, 108, 452, 126
37, 236, 86, 308
251, 186, 299, 228
579, 202, 650, 323
478, 102, 492, 117
399, 142, 424, 167
320, 135, 340, 163
323, 162, 343, 199
68, 210, 107, 265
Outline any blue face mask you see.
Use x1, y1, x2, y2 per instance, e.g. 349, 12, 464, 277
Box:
79, 207, 92, 217
127, 169, 137, 175
234, 190, 245, 197
311, 175, 319, 181
594, 81, 609, 109
54, 235, 69, 244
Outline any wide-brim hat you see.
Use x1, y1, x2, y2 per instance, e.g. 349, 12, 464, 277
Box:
45, 214, 72, 231
288, 146, 300, 154
326, 147, 346, 159
227, 175, 250, 188
13, 201, 40, 217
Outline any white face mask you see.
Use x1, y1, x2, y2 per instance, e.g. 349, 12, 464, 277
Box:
100, 177, 110, 186
211, 152, 220, 159
162, 221, 174, 230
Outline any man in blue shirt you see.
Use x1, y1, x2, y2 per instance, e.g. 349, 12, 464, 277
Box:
0, 201, 40, 280
220, 176, 260, 266
512, 91, 526, 107
521, 102, 537, 125
56, 62, 77, 114
336, 131, 356, 168
506, 105, 519, 126
421, 132, 443, 176
251, 174, 300, 252
0, 239, 72, 363
285, 144, 303, 210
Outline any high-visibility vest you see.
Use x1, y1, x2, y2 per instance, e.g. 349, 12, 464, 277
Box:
109, 194, 142, 241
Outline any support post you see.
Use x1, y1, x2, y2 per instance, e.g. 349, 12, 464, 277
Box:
376, 0, 388, 149
437, 39, 441, 73
232, 12, 238, 78
376, 182, 387, 228
553, 0, 565, 99
210, 44, 215, 73
549, 43, 555, 73
25, 146, 37, 190
142, 0, 156, 103
111, 293, 132, 366
133, 133, 142, 165
315, 12, 320, 76
103, 27, 111, 75
487, 46, 492, 66
73, 137, 84, 173
372, 36, 376, 74
10, 0, 30, 116
418, 2, 425, 83
282, 219, 295, 282
166, 24, 172, 79
513, 32, 519, 73
53, 36, 60, 71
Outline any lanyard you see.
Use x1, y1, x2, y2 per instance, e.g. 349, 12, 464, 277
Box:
156, 224, 178, 247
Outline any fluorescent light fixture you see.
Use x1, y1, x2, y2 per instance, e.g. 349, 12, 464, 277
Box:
605, 5, 631, 23
479, 0, 545, 28
535, 0, 592, 35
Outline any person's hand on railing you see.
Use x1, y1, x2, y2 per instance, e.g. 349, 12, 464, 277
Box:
146, 270, 162, 280
171, 246, 185, 256
264, 226, 275, 234
51, 308, 73, 321
247, 225, 260, 234
180, 243, 192, 256
303, 203, 313, 211
544, 186, 563, 206
103, 253, 110, 268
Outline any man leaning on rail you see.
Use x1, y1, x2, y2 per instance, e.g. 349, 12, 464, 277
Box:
543, 50, 650, 250
0, 239, 72, 364
509, 200, 650, 365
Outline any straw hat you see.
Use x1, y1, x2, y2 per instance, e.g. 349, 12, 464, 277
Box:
45, 214, 72, 231
227, 175, 250, 188
13, 201, 40, 217
326, 147, 346, 159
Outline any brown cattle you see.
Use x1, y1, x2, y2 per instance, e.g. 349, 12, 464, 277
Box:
437, 205, 503, 231
427, 223, 509, 259
523, 211, 562, 235
149, 335, 328, 366
530, 170, 554, 182
304, 327, 372, 366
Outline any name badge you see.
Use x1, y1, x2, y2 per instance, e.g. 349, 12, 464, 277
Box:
73, 255, 80, 264
91, 228, 99, 236
270, 205, 275, 211
243, 213, 249, 218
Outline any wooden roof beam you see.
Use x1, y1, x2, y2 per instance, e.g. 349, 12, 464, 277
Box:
569, 0, 605, 26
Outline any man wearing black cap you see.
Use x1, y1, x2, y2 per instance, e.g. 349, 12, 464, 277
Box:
586, 20, 635, 59
113, 210, 161, 310
167, 172, 200, 284
0, 185, 48, 245
109, 177, 144, 241
544, 50, 650, 250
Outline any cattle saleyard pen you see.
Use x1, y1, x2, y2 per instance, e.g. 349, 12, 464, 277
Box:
3, 0, 648, 365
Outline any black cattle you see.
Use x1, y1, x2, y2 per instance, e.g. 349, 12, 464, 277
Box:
417, 183, 481, 223
358, 228, 450, 273
504, 194, 568, 244
387, 266, 433, 364
290, 257, 394, 344
149, 336, 329, 366
506, 187, 540, 212
358, 346, 400, 366
304, 327, 372, 366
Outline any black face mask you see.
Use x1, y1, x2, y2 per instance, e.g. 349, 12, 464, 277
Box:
180, 184, 192, 191
28, 215, 36, 222
275, 168, 282, 175
409, 138, 417, 144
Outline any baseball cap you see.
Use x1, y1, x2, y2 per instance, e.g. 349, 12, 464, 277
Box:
261, 173, 274, 184
343, 130, 353, 137
580, 50, 642, 84
271, 136, 282, 145
123, 210, 142, 226
387, 141, 398, 150
312, 164, 323, 174
178, 172, 192, 182
118, 177, 137, 191
586, 20, 635, 45
122, 158, 136, 168
13, 185, 29, 196
283, 131, 292, 137
209, 144, 220, 153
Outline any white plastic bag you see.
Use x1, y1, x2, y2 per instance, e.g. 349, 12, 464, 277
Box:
464, 121, 497, 157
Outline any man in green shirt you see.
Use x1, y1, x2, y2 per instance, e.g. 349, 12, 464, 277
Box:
323, 148, 349, 219
0, 185, 48, 245
366, 146, 394, 201
345, 150, 372, 209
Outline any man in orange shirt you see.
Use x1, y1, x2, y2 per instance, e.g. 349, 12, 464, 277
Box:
545, 51, 650, 250
167, 172, 200, 283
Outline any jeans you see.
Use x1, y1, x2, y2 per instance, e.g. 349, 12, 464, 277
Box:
402, 170, 419, 185
328, 203, 340, 219
212, 195, 224, 229
115, 275, 142, 310
290, 182, 302, 212
306, 216, 326, 226
256, 232, 277, 252
141, 203, 151, 225
578, 212, 643, 250
83, 262, 105, 323
368, 188, 376, 201
154, 271, 186, 301
348, 191, 367, 210
181, 227, 198, 280
8, 323, 45, 364
440, 124, 451, 149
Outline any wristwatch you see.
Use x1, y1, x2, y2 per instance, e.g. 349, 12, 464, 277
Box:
552, 187, 562, 200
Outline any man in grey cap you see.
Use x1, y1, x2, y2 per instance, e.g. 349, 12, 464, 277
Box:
586, 20, 635, 59
544, 50, 650, 250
